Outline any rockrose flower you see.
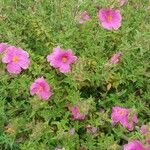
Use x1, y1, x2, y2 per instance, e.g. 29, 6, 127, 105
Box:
0, 43, 10, 53
71, 106, 86, 120
2, 46, 30, 74
120, 0, 126, 6
98, 8, 122, 30
30, 77, 52, 100
47, 46, 77, 73
79, 11, 90, 24
123, 140, 150, 150
111, 106, 138, 130
110, 52, 122, 64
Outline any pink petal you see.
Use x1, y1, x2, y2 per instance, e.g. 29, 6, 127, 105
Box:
39, 91, 51, 100
6, 62, 22, 74
132, 115, 138, 123
30, 83, 39, 95
19, 57, 30, 69
2, 54, 12, 63
79, 19, 84, 24
0, 43, 9, 53
59, 64, 71, 73
120, 0, 126, 6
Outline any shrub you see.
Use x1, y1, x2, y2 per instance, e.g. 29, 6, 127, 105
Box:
0, 0, 149, 149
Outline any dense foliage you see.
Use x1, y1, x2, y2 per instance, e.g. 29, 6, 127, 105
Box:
0, 0, 149, 149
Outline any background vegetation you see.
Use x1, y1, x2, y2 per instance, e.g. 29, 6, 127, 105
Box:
0, 0, 149, 149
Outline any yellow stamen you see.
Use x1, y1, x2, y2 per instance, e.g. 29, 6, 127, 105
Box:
62, 57, 67, 63
38, 86, 43, 92
107, 15, 113, 21
119, 110, 124, 115
13, 56, 19, 62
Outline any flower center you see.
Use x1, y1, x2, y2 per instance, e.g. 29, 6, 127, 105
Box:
119, 110, 124, 115
62, 56, 68, 63
38, 86, 43, 92
107, 15, 113, 21
13, 56, 19, 62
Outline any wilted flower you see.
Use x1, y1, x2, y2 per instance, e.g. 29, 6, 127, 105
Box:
147, 138, 150, 144
0, 43, 10, 53
71, 106, 86, 120
110, 52, 122, 64
111, 106, 138, 130
98, 8, 122, 30
47, 46, 77, 73
120, 0, 126, 6
2, 46, 30, 74
140, 125, 148, 135
123, 140, 150, 150
79, 11, 90, 24
69, 128, 75, 135
30, 77, 52, 100
86, 125, 98, 135
55, 148, 65, 150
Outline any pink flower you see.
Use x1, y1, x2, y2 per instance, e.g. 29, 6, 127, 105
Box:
110, 52, 122, 64
111, 106, 129, 125
30, 77, 52, 100
79, 11, 90, 24
71, 106, 85, 120
123, 140, 148, 150
47, 46, 77, 73
98, 8, 122, 30
0, 43, 10, 53
140, 125, 148, 135
2, 46, 30, 74
111, 107, 138, 130
120, 0, 126, 6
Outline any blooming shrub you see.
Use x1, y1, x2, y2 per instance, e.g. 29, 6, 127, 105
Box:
0, 0, 149, 150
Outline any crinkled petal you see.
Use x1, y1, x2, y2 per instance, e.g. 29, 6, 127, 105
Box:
19, 57, 30, 69
0, 43, 9, 53
6, 62, 22, 74
39, 91, 52, 100
2, 54, 12, 63
30, 83, 39, 95
59, 65, 71, 73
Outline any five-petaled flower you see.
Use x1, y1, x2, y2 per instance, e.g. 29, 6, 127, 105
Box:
30, 77, 52, 100
47, 46, 77, 73
111, 106, 138, 131
98, 8, 122, 30
2, 46, 30, 74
